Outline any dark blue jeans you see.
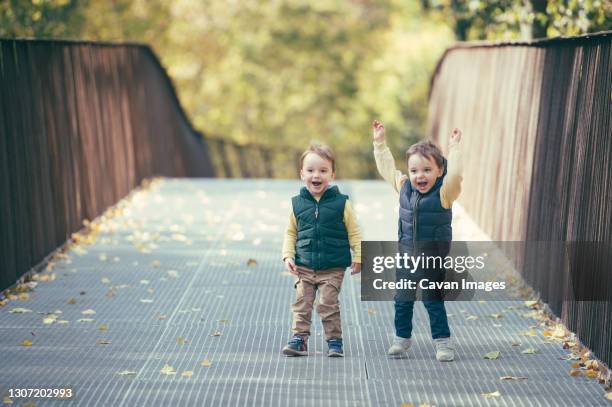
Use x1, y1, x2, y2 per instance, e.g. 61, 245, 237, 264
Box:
394, 300, 450, 339
393, 260, 451, 339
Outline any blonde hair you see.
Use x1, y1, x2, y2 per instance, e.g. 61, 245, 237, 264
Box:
405, 140, 445, 169
300, 144, 336, 172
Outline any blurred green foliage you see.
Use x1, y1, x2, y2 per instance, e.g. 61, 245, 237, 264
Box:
1, 0, 609, 178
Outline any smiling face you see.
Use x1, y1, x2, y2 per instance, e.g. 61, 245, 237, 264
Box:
407, 153, 444, 193
300, 152, 335, 197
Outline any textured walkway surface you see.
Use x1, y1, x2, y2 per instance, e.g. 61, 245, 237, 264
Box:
0, 179, 609, 406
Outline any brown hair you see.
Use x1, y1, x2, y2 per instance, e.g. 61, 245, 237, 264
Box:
405, 141, 445, 170
300, 144, 336, 172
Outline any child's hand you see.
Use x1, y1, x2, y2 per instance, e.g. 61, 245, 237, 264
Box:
284, 258, 298, 275
372, 120, 385, 143
350, 262, 361, 275
450, 128, 462, 146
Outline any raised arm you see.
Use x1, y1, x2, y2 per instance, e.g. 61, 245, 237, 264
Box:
440, 128, 464, 209
372, 120, 408, 194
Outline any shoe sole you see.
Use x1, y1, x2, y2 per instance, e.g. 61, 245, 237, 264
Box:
328, 351, 344, 357
282, 347, 307, 357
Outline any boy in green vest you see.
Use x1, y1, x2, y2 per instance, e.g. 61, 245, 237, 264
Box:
282, 144, 362, 357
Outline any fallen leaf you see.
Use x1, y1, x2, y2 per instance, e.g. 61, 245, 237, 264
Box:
140, 299, 153, 304
520, 330, 537, 337
151, 260, 161, 268
500, 376, 527, 381
524, 300, 538, 308
210, 331, 222, 337
246, 258, 258, 267
400, 404, 414, 407
484, 351, 501, 360
3, 396, 13, 404
160, 364, 176, 375
605, 392, 612, 400
101, 277, 111, 284
42, 317, 56, 325
521, 348, 538, 354
20, 339, 33, 346
216, 319, 230, 324
96, 340, 112, 345
201, 359, 212, 367
98, 324, 109, 332
481, 391, 501, 399
158, 315, 167, 320
466, 315, 478, 321
511, 341, 522, 347
77, 318, 95, 323
176, 336, 188, 345
68, 298, 77, 305
140, 280, 150, 285
488, 313, 503, 319
368, 308, 377, 315
18, 293, 30, 301
56, 320, 69, 324
9, 307, 32, 313
99, 254, 108, 262
117, 370, 137, 376
569, 370, 582, 377
181, 370, 194, 377
81, 309, 96, 315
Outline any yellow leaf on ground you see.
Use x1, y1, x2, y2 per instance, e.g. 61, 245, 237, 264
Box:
18, 293, 30, 301
201, 359, 212, 367
484, 351, 501, 360
210, 331, 222, 337
101, 278, 111, 284
466, 315, 478, 320
605, 392, 612, 400
117, 370, 137, 376
246, 258, 258, 267
400, 403, 414, 407
98, 324, 109, 332
217, 319, 230, 324
167, 270, 179, 278
96, 340, 112, 345
176, 337, 188, 345
81, 309, 96, 315
368, 308, 377, 315
20, 339, 33, 346
181, 371, 194, 377
3, 396, 13, 404
520, 330, 537, 337
542, 330, 552, 337
521, 348, 538, 354
68, 298, 77, 305
9, 307, 32, 313
524, 300, 538, 308
488, 313, 503, 319
481, 391, 501, 399
140, 299, 153, 304
160, 364, 176, 375
569, 370, 582, 377
585, 370, 598, 379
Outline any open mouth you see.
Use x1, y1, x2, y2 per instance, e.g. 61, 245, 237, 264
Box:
311, 181, 322, 187
416, 180, 428, 189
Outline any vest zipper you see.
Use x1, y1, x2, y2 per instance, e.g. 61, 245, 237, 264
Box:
315, 201, 320, 269
412, 193, 422, 249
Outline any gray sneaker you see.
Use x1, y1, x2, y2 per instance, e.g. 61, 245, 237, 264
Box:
434, 337, 454, 361
387, 336, 412, 356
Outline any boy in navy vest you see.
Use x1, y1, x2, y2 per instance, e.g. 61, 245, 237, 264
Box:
372, 120, 463, 361
281, 144, 362, 357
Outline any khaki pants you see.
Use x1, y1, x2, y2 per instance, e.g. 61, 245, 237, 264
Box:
291, 266, 345, 340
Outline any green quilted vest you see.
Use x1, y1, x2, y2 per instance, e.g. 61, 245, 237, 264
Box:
292, 185, 351, 271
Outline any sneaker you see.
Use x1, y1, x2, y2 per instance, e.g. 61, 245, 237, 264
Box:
282, 335, 308, 356
327, 338, 344, 357
434, 337, 454, 361
387, 336, 412, 356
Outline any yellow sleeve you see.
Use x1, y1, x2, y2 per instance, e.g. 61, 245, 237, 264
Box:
373, 141, 408, 194
440, 143, 463, 209
343, 200, 362, 263
281, 208, 297, 261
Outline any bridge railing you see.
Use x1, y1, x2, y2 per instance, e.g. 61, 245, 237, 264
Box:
427, 31, 612, 366
0, 39, 217, 290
